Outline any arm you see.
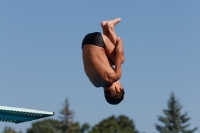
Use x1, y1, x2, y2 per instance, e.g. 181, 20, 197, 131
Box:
108, 37, 123, 83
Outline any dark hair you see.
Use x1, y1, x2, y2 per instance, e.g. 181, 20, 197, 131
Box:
104, 88, 125, 105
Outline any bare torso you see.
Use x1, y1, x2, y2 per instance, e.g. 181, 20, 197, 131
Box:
82, 44, 114, 87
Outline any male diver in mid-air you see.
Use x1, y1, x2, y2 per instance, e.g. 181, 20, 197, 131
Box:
82, 18, 125, 105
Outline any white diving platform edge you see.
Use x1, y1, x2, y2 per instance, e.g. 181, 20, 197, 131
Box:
0, 106, 54, 124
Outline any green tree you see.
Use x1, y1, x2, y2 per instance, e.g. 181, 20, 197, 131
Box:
59, 98, 80, 133
81, 123, 90, 133
89, 115, 139, 133
2, 126, 22, 133
26, 98, 89, 133
26, 119, 62, 133
156, 92, 198, 133
59, 98, 90, 133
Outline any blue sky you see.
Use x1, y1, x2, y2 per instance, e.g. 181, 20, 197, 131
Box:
0, 1, 199, 133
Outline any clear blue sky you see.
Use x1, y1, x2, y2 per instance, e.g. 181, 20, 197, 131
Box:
0, 1, 199, 133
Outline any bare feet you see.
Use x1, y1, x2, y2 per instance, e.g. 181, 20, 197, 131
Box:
101, 20, 111, 36
106, 18, 121, 29
101, 20, 109, 28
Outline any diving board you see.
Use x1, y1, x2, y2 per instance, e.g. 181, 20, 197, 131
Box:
0, 106, 54, 124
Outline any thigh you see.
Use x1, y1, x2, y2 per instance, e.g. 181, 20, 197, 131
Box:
101, 34, 116, 62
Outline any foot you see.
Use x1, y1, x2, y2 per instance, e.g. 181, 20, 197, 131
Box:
101, 20, 110, 28
106, 18, 121, 29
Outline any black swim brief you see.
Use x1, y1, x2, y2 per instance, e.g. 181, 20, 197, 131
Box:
82, 32, 105, 49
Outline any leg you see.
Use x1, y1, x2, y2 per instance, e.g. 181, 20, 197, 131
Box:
106, 18, 121, 45
101, 18, 125, 64
101, 18, 121, 44
101, 19, 118, 65
101, 21, 110, 38
101, 34, 116, 63
107, 19, 125, 63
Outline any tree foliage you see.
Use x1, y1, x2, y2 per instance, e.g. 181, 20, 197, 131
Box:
26, 119, 62, 133
59, 98, 82, 133
59, 98, 90, 133
60, 98, 75, 132
2, 126, 22, 133
2, 97, 140, 133
81, 123, 90, 133
156, 92, 198, 133
23, 98, 90, 133
89, 115, 138, 133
